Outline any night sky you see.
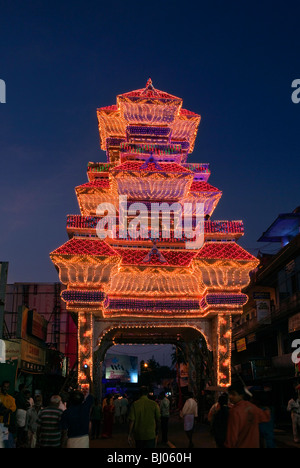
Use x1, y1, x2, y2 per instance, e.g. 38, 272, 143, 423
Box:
1, 1, 300, 284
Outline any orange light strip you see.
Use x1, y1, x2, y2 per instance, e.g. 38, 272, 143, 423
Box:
78, 312, 93, 386
217, 314, 232, 387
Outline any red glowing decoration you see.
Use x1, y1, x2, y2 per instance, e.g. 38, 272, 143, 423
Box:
50, 80, 259, 388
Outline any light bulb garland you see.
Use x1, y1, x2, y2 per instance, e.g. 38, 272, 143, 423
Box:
50, 80, 259, 389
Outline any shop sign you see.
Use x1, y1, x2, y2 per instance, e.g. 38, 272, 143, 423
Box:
256, 299, 271, 323
27, 309, 47, 341
5, 340, 21, 362
21, 307, 47, 342
236, 337, 247, 352
21, 340, 46, 371
253, 292, 271, 300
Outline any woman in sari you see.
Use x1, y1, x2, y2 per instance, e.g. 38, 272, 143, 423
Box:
101, 395, 115, 438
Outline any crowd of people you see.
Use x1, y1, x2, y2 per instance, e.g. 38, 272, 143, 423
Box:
0, 379, 172, 449
0, 378, 299, 449
208, 381, 300, 448
0, 380, 93, 448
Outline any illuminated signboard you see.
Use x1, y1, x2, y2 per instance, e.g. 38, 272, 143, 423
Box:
105, 354, 138, 383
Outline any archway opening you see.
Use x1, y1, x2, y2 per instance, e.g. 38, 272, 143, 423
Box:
94, 324, 213, 419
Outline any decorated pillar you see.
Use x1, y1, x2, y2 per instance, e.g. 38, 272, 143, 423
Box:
187, 340, 202, 396
186, 340, 198, 397
93, 352, 103, 401
213, 314, 232, 388
78, 312, 94, 388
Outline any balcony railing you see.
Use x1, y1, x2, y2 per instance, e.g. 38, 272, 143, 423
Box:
66, 215, 244, 237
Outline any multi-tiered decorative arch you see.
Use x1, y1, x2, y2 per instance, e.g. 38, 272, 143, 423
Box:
50, 80, 258, 395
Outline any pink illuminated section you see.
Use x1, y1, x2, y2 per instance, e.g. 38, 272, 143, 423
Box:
196, 241, 257, 261
50, 80, 260, 390
50, 238, 118, 257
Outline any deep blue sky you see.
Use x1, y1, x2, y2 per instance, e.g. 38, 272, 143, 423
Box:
1, 0, 300, 284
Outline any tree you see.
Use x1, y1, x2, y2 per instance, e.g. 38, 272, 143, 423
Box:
171, 345, 186, 367
140, 357, 175, 387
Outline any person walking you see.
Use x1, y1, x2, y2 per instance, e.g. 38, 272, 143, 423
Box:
15, 384, 31, 448
120, 394, 129, 424
159, 392, 170, 445
25, 393, 43, 448
287, 386, 300, 443
101, 395, 115, 439
209, 393, 230, 448
90, 398, 102, 440
36, 395, 63, 448
225, 382, 270, 448
61, 390, 94, 448
180, 392, 198, 448
252, 391, 276, 448
113, 395, 122, 424
128, 386, 160, 448
0, 380, 17, 448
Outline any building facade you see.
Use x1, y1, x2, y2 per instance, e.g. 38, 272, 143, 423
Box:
3, 282, 77, 375
232, 208, 300, 419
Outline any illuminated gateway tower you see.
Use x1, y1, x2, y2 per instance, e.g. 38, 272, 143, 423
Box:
50, 80, 258, 395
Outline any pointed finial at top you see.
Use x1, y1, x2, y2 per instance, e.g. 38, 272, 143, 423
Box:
141, 78, 158, 96
146, 78, 153, 88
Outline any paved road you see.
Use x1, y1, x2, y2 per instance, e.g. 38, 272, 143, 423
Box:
90, 414, 299, 449
90, 414, 215, 449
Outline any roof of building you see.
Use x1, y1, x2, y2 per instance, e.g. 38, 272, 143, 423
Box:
190, 181, 221, 193
114, 247, 197, 266
76, 179, 110, 191
50, 238, 118, 257
257, 209, 300, 243
112, 160, 192, 174
117, 78, 182, 102
196, 241, 258, 261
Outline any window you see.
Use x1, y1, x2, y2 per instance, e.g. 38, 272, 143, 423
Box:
278, 256, 300, 301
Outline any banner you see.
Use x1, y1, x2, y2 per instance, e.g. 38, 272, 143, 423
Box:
256, 299, 271, 323
105, 354, 138, 383
0, 340, 5, 363
179, 363, 189, 387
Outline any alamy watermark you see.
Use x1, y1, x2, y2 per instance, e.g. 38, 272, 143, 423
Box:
292, 339, 300, 365
96, 195, 205, 249
291, 79, 300, 104
0, 79, 6, 103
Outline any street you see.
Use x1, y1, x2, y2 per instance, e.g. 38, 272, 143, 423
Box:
90, 414, 299, 449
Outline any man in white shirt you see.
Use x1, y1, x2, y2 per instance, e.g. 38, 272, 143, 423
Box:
180, 392, 198, 448
287, 386, 300, 443
159, 393, 170, 444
